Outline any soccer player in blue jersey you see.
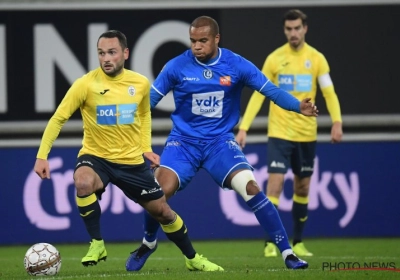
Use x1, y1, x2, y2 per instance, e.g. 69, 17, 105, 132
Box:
125, 16, 318, 271
34, 29, 223, 272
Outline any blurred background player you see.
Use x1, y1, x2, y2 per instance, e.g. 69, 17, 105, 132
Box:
236, 9, 343, 257
125, 15, 319, 271
34, 29, 223, 272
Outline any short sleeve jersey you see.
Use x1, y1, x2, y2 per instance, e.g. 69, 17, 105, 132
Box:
150, 48, 299, 139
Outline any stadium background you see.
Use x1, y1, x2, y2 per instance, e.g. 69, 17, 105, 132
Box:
0, 0, 399, 245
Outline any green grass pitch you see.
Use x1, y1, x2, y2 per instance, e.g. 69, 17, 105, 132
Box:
1, 238, 399, 279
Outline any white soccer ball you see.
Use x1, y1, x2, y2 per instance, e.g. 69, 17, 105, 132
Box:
24, 242, 62, 276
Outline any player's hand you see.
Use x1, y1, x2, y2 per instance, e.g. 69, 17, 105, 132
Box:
235, 129, 247, 149
331, 121, 343, 143
300, 98, 319, 117
34, 158, 50, 179
144, 152, 160, 169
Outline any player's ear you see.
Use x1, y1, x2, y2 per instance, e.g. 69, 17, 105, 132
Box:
215, 33, 220, 44
124, 47, 129, 60
303, 24, 308, 34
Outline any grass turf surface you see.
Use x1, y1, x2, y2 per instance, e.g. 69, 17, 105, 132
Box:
1, 238, 399, 279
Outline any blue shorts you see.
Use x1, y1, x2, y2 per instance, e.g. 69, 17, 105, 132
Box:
267, 137, 316, 178
160, 133, 253, 190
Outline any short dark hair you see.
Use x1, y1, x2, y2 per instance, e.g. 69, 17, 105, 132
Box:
283, 9, 308, 26
97, 30, 128, 49
190, 16, 220, 36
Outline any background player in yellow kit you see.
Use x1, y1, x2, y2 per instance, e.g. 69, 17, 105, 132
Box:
34, 29, 222, 272
236, 9, 343, 257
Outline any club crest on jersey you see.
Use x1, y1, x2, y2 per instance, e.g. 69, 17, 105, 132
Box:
203, 69, 213, 79
128, 86, 136, 96
305, 59, 312, 69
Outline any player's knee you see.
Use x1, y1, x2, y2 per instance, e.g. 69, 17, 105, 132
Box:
294, 186, 309, 197
294, 176, 311, 195
266, 186, 281, 197
155, 168, 179, 199
231, 170, 260, 201
159, 183, 177, 199
147, 199, 175, 224
266, 174, 284, 196
74, 175, 96, 196
246, 180, 261, 195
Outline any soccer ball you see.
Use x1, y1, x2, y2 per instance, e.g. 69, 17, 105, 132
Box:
24, 243, 62, 276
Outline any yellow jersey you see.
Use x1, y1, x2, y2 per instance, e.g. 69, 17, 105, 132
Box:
37, 67, 152, 165
240, 43, 341, 141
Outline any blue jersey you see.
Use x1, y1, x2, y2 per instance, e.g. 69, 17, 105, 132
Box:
151, 48, 300, 139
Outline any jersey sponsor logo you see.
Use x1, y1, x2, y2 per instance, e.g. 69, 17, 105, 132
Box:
220, 76, 231, 86
192, 91, 224, 118
97, 105, 118, 125
97, 104, 137, 125
203, 69, 213, 79
278, 74, 312, 92
99, 89, 109, 95
296, 74, 312, 92
118, 104, 137, 124
278, 74, 294, 91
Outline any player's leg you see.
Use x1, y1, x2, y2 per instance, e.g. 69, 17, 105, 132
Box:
291, 141, 316, 257
74, 155, 109, 266
264, 137, 293, 257
204, 135, 307, 269
122, 160, 222, 272
139, 197, 224, 272
292, 175, 312, 256
128, 137, 199, 270
142, 167, 180, 247
228, 169, 307, 269
127, 167, 180, 271
264, 173, 284, 257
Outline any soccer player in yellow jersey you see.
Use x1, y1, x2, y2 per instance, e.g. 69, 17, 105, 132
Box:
34, 30, 223, 272
236, 9, 343, 257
